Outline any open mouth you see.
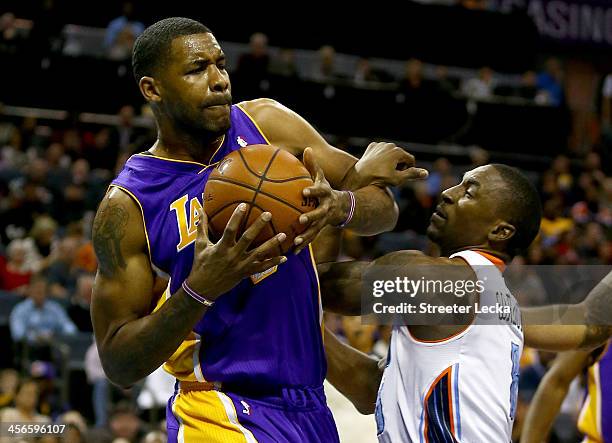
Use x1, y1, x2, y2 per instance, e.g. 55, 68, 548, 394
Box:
433, 206, 447, 220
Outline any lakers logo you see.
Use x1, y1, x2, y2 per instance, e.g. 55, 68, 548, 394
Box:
170, 194, 203, 251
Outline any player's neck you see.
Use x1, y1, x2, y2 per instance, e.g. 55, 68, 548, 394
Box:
153, 124, 224, 164
446, 245, 510, 264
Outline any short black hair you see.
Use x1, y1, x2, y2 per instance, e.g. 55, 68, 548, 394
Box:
132, 17, 211, 82
491, 164, 542, 257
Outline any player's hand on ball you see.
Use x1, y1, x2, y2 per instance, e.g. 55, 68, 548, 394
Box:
294, 148, 347, 255
185, 204, 287, 301
354, 142, 428, 187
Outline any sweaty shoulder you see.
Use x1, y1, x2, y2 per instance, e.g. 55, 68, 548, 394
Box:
93, 187, 148, 278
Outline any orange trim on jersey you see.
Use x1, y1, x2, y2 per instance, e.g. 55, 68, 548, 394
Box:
471, 250, 506, 272
423, 366, 456, 443
407, 322, 473, 344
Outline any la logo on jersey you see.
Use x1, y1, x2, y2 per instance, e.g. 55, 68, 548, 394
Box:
237, 136, 248, 147
170, 194, 204, 252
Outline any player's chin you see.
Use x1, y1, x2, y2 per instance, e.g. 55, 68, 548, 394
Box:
426, 223, 441, 241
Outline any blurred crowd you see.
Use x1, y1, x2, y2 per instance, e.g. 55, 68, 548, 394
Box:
0, 2, 610, 443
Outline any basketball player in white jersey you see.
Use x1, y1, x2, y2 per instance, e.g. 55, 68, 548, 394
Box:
319, 163, 612, 442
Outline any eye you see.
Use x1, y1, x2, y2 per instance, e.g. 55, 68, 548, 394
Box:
187, 67, 204, 75
465, 190, 473, 199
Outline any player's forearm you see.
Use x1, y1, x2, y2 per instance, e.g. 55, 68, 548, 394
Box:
324, 327, 382, 414
98, 289, 208, 387
521, 375, 570, 443
345, 185, 398, 235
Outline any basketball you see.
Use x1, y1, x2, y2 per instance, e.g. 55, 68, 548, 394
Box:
204, 144, 317, 253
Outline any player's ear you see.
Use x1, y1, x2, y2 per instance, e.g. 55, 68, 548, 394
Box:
488, 221, 516, 243
139, 76, 162, 104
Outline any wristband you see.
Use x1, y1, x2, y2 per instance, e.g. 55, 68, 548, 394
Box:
337, 190, 356, 228
182, 280, 215, 307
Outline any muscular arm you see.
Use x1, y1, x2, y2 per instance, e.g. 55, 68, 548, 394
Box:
240, 98, 399, 235
91, 188, 209, 387
324, 326, 382, 414
523, 270, 612, 351
521, 350, 592, 443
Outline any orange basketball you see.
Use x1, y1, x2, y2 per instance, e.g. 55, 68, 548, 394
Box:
204, 144, 317, 253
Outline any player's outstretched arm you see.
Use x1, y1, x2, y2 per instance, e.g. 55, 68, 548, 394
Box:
521, 350, 592, 443
523, 270, 612, 351
239, 99, 428, 248
92, 190, 285, 387
324, 326, 382, 414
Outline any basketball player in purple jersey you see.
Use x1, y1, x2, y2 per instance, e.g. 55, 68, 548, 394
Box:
91, 17, 427, 443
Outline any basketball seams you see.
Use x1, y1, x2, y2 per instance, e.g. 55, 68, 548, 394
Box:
242, 148, 281, 235
237, 147, 311, 182
207, 177, 310, 215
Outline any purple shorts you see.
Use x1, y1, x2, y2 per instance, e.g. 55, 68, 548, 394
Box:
167, 384, 340, 442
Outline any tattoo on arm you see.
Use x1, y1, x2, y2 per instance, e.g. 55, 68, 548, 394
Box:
93, 201, 129, 277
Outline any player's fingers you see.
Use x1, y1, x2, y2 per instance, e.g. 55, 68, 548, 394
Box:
219, 203, 247, 246
393, 148, 416, 170
298, 206, 326, 225
195, 207, 210, 247
303, 147, 324, 182
248, 232, 286, 262
293, 220, 324, 253
302, 184, 329, 199
398, 167, 429, 182
235, 211, 273, 253
247, 255, 288, 275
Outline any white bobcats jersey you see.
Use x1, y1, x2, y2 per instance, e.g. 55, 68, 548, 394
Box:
376, 250, 523, 443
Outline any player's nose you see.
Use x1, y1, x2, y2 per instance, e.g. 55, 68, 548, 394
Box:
441, 188, 455, 205
209, 65, 229, 93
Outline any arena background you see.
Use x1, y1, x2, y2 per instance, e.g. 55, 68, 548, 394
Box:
0, 1, 610, 442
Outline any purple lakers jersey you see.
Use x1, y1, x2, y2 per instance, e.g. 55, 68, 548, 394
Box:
578, 342, 612, 442
110, 104, 326, 391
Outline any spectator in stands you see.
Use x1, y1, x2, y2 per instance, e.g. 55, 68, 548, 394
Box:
108, 105, 139, 158
85, 341, 109, 428
89, 401, 146, 442
104, 1, 144, 61
234, 32, 270, 97
353, 58, 391, 86
0, 379, 50, 435
0, 369, 19, 409
434, 65, 458, 95
46, 236, 80, 298
537, 57, 564, 107
56, 159, 94, 224
462, 66, 495, 100
9, 274, 77, 346
23, 214, 58, 272
142, 431, 166, 443
426, 157, 456, 197
468, 145, 490, 168
269, 48, 299, 78
0, 239, 33, 293
540, 197, 573, 246
0, 12, 26, 55
67, 274, 94, 332
237, 32, 270, 79
312, 45, 339, 83
57, 410, 88, 443
397, 58, 436, 100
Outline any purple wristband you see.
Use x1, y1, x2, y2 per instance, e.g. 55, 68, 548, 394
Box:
182, 280, 215, 307
337, 190, 356, 228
